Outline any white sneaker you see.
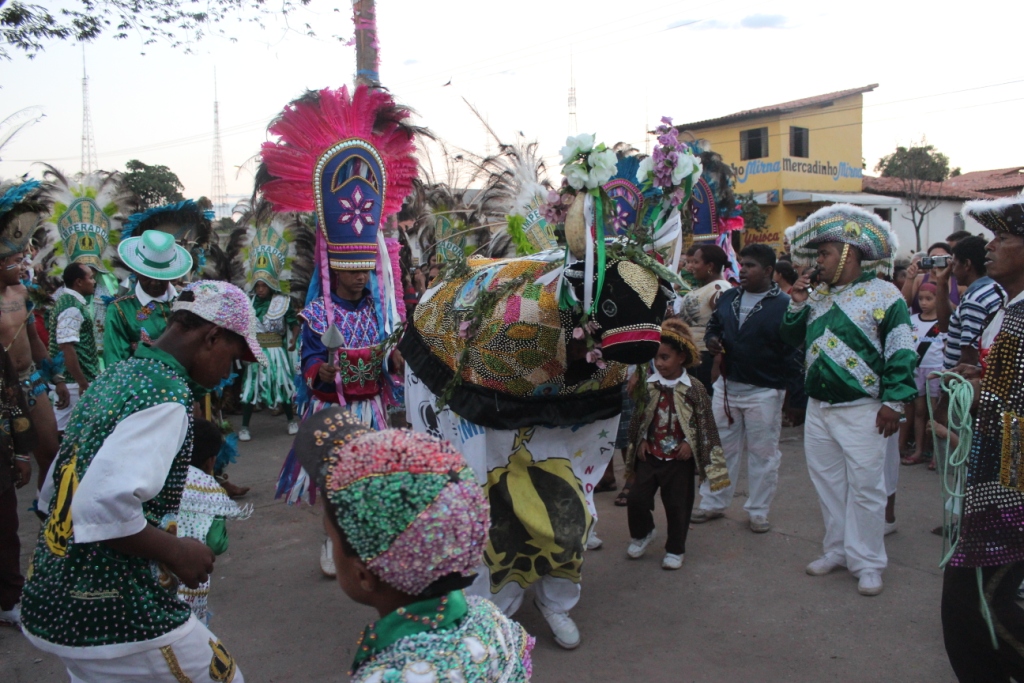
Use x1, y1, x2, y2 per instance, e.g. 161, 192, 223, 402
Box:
238, 427, 251, 442
320, 538, 337, 578
662, 553, 684, 570
627, 528, 657, 559
287, 421, 299, 436
534, 599, 580, 649
585, 528, 603, 550
0, 603, 21, 626
858, 571, 884, 596
884, 520, 898, 536
806, 552, 846, 576
749, 515, 771, 533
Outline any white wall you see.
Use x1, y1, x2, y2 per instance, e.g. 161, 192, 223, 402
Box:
883, 198, 992, 259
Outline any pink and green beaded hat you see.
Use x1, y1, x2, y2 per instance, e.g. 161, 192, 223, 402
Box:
321, 429, 490, 597
172, 280, 267, 365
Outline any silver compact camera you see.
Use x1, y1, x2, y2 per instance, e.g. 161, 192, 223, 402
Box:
920, 255, 950, 269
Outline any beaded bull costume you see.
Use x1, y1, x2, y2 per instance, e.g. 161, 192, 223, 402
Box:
402, 134, 694, 633
257, 86, 417, 505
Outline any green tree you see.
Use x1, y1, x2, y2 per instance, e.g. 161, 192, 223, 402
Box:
874, 141, 960, 251
122, 159, 184, 212
875, 143, 959, 182
0, 0, 318, 60
738, 191, 768, 232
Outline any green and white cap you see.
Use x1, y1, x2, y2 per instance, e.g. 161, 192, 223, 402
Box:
117, 230, 193, 281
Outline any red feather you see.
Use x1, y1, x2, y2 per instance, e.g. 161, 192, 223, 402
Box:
260, 85, 418, 221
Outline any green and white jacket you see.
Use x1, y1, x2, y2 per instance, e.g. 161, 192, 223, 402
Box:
20, 344, 197, 657
779, 273, 917, 411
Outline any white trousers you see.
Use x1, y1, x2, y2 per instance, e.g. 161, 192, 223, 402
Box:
698, 381, 785, 517
62, 618, 244, 683
467, 571, 581, 616
52, 383, 81, 432
804, 398, 888, 576
884, 433, 900, 498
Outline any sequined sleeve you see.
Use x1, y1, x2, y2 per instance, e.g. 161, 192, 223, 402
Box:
878, 296, 919, 407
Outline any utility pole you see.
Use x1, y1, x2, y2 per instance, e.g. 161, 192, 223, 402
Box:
567, 49, 578, 136
352, 0, 380, 87
81, 46, 98, 175
210, 69, 228, 220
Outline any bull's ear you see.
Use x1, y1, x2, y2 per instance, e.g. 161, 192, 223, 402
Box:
617, 261, 658, 308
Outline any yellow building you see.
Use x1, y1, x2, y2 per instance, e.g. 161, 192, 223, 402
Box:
676, 84, 898, 250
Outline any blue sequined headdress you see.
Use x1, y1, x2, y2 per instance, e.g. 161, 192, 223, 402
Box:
0, 179, 47, 259
785, 204, 899, 275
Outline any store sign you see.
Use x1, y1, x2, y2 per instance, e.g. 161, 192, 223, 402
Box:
734, 159, 862, 183
743, 230, 783, 247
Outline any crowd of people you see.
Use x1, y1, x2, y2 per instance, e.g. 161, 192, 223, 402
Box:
0, 95, 1022, 681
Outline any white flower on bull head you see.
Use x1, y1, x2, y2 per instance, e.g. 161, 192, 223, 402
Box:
586, 148, 618, 189
563, 162, 589, 191
560, 133, 596, 164
636, 156, 654, 185
671, 150, 703, 188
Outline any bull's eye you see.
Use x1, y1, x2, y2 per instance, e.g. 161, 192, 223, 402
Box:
601, 299, 618, 317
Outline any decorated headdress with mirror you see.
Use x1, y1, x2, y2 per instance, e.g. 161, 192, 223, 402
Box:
257, 85, 418, 273
0, 178, 48, 260
244, 214, 295, 294
34, 166, 124, 288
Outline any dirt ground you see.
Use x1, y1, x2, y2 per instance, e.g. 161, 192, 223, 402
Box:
3, 414, 957, 682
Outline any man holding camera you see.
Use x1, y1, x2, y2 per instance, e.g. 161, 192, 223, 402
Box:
780, 206, 917, 597
934, 235, 1005, 368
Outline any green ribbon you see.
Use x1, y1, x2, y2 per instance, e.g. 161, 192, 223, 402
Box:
590, 189, 607, 316
351, 590, 469, 673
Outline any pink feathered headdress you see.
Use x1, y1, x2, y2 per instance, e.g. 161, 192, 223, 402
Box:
259, 85, 417, 222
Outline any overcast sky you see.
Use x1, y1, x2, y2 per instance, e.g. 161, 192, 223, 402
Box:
1, 0, 1020, 203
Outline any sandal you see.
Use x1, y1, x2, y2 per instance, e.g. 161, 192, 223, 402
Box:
928, 459, 937, 471
614, 488, 630, 506
594, 479, 618, 493
901, 454, 929, 466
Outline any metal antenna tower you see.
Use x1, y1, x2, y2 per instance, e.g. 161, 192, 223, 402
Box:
210, 69, 228, 219
567, 50, 578, 136
80, 47, 98, 174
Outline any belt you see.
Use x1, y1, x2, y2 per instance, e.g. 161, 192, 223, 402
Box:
257, 333, 285, 349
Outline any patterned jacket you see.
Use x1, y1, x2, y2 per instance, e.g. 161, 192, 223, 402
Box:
626, 372, 730, 490
779, 272, 917, 411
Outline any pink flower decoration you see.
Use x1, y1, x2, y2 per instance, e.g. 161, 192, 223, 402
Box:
458, 320, 472, 339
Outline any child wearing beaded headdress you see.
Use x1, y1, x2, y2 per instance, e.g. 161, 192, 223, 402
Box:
624, 318, 729, 569
293, 412, 534, 682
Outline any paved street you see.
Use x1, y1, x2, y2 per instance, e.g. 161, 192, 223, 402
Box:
4, 413, 956, 682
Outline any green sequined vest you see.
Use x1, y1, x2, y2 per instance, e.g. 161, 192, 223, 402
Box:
47, 290, 99, 383
20, 347, 195, 648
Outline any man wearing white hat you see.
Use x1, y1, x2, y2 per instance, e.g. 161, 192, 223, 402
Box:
103, 230, 192, 367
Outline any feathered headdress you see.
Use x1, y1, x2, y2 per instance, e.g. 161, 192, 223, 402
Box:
963, 194, 1024, 237
785, 204, 899, 276
0, 178, 49, 260
258, 85, 418, 272
241, 208, 297, 293
34, 166, 124, 287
